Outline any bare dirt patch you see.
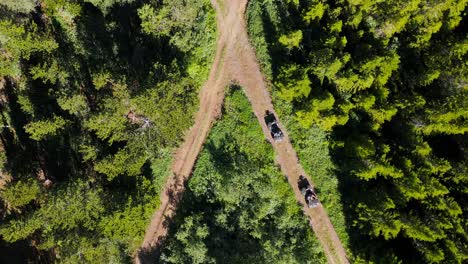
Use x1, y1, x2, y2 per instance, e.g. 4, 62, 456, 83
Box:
136, 1, 349, 263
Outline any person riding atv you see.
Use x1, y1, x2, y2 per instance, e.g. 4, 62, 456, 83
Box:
264, 110, 284, 142
298, 175, 320, 208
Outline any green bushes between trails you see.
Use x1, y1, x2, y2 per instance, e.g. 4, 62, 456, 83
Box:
159, 88, 326, 264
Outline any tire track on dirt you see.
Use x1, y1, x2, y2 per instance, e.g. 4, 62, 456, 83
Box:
136, 1, 349, 263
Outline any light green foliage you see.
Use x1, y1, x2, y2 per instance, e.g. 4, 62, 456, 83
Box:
330, 20, 343, 33
94, 147, 147, 180
422, 112, 468, 135
421, 37, 467, 86
304, 1, 327, 23
92, 71, 111, 90
24, 116, 67, 141
17, 94, 34, 115
356, 198, 402, 240
0, 0, 35, 14
30, 60, 69, 84
285, 0, 300, 6
0, 20, 58, 78
86, 110, 128, 143
0, 176, 159, 262
57, 238, 129, 264
79, 144, 98, 162
42, 0, 82, 17
138, 4, 172, 37
0, 178, 40, 208
311, 51, 350, 83
341, 0, 466, 47
138, 0, 211, 52
42, 0, 82, 52
86, 78, 130, 143
42, 186, 104, 232
353, 92, 398, 131
0, 216, 43, 242
279, 30, 303, 49
186, 7, 217, 85
446, 0, 468, 29
132, 79, 198, 146
340, 0, 375, 27
367, 106, 398, 130
336, 53, 400, 92
57, 94, 89, 116
421, 91, 468, 135
100, 202, 156, 253
149, 149, 173, 192
407, 0, 459, 48
296, 92, 333, 128
0, 180, 104, 242
275, 64, 311, 102
165, 215, 212, 264
296, 92, 351, 131
346, 129, 465, 262
355, 163, 404, 181
367, 0, 420, 39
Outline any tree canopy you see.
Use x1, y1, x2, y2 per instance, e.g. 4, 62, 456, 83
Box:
247, 0, 467, 262
0, 0, 216, 261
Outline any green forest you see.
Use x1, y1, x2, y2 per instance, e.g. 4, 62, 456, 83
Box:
248, 0, 467, 263
0, 0, 467, 263
0, 0, 216, 262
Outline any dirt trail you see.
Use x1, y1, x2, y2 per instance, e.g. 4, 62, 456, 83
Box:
136, 1, 349, 263
135, 2, 230, 260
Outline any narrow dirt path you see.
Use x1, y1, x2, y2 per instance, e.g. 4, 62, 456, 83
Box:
136, 1, 349, 263
135, 4, 231, 261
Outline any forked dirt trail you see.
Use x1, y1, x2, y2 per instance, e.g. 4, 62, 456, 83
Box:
136, 1, 349, 263
135, 3, 231, 261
